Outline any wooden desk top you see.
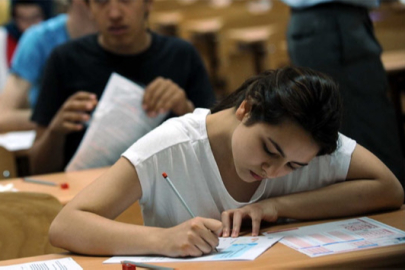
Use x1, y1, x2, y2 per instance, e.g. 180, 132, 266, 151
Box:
1, 167, 143, 225
381, 49, 405, 73
1, 167, 108, 205
0, 207, 404, 269
227, 25, 277, 44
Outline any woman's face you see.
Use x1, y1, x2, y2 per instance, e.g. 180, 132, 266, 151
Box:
231, 108, 320, 183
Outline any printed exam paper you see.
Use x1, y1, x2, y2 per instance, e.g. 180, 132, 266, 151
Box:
264, 217, 405, 257
104, 236, 282, 263
0, 257, 82, 270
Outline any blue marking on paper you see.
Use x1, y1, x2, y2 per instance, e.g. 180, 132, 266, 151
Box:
395, 237, 405, 243
213, 243, 258, 259
358, 243, 378, 248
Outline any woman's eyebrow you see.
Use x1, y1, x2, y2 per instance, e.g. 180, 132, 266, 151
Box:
267, 137, 309, 166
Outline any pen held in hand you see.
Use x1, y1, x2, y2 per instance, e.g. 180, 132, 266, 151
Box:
162, 172, 219, 253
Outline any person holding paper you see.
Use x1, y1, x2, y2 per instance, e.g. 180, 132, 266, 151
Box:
0, 0, 97, 133
29, 0, 216, 174
49, 66, 404, 257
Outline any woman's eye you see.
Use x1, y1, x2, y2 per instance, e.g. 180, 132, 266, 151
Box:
287, 163, 298, 171
263, 144, 277, 156
287, 163, 300, 171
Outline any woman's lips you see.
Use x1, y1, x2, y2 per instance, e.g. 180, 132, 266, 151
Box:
250, 170, 264, 181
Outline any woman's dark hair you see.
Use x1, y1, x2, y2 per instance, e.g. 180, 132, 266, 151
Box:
211, 66, 342, 155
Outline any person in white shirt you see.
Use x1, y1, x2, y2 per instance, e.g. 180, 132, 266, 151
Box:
49, 66, 403, 257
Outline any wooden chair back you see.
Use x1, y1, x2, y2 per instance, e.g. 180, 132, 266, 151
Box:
0, 192, 65, 260
0, 147, 17, 179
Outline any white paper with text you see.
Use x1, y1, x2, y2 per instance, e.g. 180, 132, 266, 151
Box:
0, 257, 82, 270
264, 217, 405, 257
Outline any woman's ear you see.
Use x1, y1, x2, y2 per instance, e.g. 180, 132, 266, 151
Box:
235, 100, 251, 121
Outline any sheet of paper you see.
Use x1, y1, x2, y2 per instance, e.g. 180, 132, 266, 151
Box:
263, 217, 405, 257
66, 73, 168, 171
0, 257, 82, 269
104, 235, 282, 264
0, 130, 35, 151
0, 183, 17, 192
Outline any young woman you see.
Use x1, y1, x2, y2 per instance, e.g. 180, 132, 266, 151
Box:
49, 66, 404, 258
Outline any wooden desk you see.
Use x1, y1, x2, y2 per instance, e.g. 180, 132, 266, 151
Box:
1, 168, 143, 225
1, 168, 108, 205
1, 207, 404, 269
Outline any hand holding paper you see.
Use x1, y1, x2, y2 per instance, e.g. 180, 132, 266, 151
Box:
66, 73, 168, 171
49, 92, 97, 135
143, 77, 194, 117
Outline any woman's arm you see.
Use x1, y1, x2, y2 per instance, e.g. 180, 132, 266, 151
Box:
222, 145, 404, 237
49, 157, 222, 256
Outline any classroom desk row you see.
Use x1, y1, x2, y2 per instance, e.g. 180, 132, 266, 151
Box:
1, 169, 405, 269
1, 167, 143, 225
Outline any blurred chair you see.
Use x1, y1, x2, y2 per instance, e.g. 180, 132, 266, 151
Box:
0, 146, 17, 179
0, 192, 65, 260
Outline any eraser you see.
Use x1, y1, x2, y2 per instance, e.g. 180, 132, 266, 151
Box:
122, 262, 136, 270
60, 183, 69, 189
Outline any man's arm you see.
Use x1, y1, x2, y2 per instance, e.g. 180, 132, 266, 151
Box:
0, 74, 35, 132
29, 91, 98, 174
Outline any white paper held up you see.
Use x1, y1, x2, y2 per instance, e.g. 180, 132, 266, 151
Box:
66, 73, 168, 171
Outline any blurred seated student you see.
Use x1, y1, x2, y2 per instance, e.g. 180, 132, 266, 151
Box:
0, 0, 52, 90
29, 0, 216, 175
0, 0, 97, 133
49, 66, 404, 257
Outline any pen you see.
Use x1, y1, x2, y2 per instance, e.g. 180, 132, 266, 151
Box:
162, 172, 219, 253
23, 177, 58, 186
122, 260, 174, 270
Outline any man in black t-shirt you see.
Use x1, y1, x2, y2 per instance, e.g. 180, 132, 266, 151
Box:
29, 0, 216, 174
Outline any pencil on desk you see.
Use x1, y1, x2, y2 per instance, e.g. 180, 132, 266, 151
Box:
23, 177, 58, 186
162, 172, 219, 253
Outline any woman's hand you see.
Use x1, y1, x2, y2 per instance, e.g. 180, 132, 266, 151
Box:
221, 201, 278, 238
158, 217, 222, 257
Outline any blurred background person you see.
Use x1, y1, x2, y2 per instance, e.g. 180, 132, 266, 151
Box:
281, 0, 405, 188
29, 0, 216, 174
0, 0, 97, 133
0, 0, 53, 89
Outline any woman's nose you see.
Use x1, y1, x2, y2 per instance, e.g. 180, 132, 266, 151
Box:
262, 162, 284, 178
